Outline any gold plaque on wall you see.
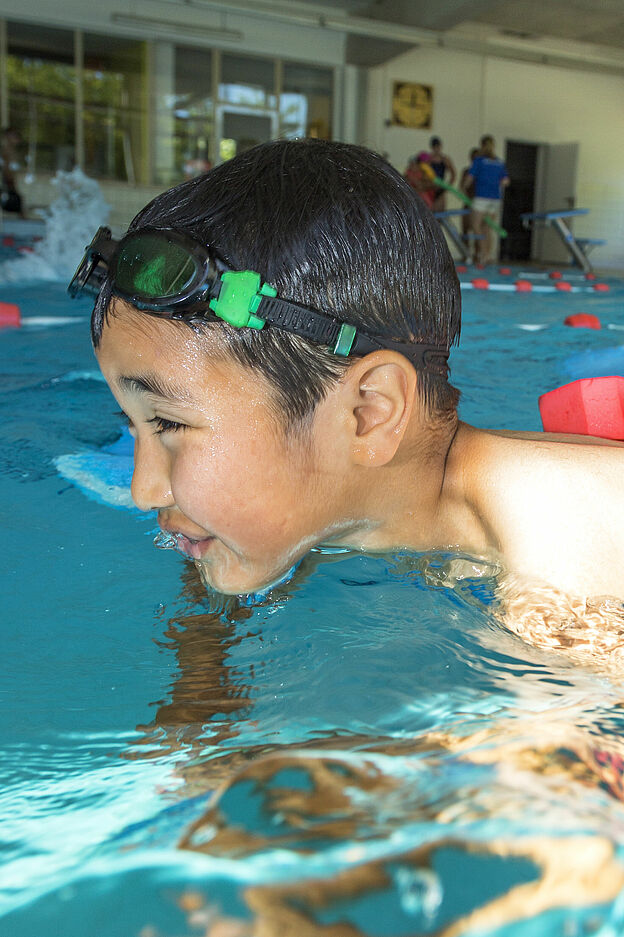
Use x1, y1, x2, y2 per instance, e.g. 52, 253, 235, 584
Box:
391, 82, 433, 129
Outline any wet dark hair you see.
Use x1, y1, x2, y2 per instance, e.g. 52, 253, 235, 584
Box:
430, 136, 442, 148
92, 139, 460, 429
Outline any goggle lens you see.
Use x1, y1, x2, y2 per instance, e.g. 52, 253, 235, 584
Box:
114, 234, 199, 300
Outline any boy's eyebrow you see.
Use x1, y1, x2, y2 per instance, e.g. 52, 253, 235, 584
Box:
118, 373, 197, 404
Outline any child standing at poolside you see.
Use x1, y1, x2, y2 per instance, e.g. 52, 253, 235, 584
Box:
72, 139, 623, 618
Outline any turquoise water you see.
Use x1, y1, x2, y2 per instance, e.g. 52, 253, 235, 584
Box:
2, 271, 624, 936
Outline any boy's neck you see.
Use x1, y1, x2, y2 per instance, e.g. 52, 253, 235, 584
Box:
327, 420, 493, 560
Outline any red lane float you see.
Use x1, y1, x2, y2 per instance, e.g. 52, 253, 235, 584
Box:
555, 281, 572, 292
499, 266, 511, 275
515, 279, 532, 292
539, 376, 624, 440
456, 265, 467, 273
585, 273, 596, 281
563, 313, 601, 330
471, 278, 490, 289
0, 302, 21, 328
593, 283, 610, 292
2, 236, 15, 248
549, 271, 562, 279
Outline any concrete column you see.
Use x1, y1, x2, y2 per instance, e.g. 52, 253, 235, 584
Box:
151, 39, 176, 186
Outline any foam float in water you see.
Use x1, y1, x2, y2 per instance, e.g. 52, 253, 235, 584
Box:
593, 282, 610, 292
539, 376, 624, 439
555, 281, 572, 292
0, 301, 21, 328
471, 278, 489, 289
515, 279, 532, 292
562, 345, 624, 380
564, 313, 601, 330
499, 267, 511, 275
55, 426, 136, 510
549, 271, 562, 279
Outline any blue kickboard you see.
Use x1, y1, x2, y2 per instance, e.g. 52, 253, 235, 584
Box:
55, 427, 135, 510
562, 345, 624, 381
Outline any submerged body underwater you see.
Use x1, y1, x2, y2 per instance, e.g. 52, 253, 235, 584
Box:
2, 260, 624, 935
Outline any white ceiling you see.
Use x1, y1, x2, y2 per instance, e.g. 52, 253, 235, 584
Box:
294, 0, 624, 49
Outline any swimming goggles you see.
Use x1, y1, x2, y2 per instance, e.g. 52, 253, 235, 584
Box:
68, 226, 449, 373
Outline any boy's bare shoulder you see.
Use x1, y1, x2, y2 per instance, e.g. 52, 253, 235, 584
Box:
467, 427, 624, 598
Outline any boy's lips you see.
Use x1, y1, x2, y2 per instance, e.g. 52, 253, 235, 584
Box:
158, 522, 216, 559
176, 533, 215, 559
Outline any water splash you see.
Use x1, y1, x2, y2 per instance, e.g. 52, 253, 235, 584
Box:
153, 529, 185, 554
0, 168, 109, 284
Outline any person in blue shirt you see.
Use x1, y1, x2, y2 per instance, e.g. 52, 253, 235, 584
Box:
464, 135, 509, 264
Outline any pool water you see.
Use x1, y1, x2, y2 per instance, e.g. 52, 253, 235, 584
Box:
2, 270, 624, 937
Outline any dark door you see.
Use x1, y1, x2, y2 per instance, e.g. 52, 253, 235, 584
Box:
501, 141, 538, 262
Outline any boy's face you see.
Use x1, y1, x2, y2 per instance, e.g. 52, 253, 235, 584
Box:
96, 302, 352, 594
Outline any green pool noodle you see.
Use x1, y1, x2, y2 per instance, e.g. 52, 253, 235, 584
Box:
435, 177, 507, 238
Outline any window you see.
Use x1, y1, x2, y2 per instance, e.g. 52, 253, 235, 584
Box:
219, 54, 276, 109
173, 45, 213, 181
281, 63, 333, 140
2, 20, 335, 185
83, 34, 146, 183
7, 21, 75, 173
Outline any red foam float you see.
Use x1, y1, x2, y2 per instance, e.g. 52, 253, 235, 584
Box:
2, 236, 15, 248
563, 313, 601, 330
593, 283, 610, 292
549, 271, 562, 279
499, 266, 511, 275
555, 280, 572, 292
539, 377, 624, 440
585, 272, 596, 281
471, 278, 489, 289
0, 302, 21, 328
515, 279, 532, 292
456, 264, 467, 273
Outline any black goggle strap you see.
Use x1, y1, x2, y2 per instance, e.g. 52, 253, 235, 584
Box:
243, 293, 449, 375
69, 228, 449, 374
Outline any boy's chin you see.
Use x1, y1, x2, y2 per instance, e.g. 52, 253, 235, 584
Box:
193, 557, 296, 598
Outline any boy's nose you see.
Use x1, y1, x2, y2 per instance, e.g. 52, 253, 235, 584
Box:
131, 437, 174, 512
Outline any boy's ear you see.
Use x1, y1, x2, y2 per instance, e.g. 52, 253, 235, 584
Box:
342, 352, 418, 466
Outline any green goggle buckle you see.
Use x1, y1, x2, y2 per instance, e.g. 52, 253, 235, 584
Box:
208, 270, 277, 329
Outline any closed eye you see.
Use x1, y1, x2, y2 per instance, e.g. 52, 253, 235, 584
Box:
147, 415, 188, 434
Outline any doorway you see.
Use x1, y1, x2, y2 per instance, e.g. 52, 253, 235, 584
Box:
501, 140, 579, 264
532, 142, 579, 264
501, 141, 538, 262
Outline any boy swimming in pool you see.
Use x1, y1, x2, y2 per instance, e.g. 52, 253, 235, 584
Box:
71, 139, 624, 612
